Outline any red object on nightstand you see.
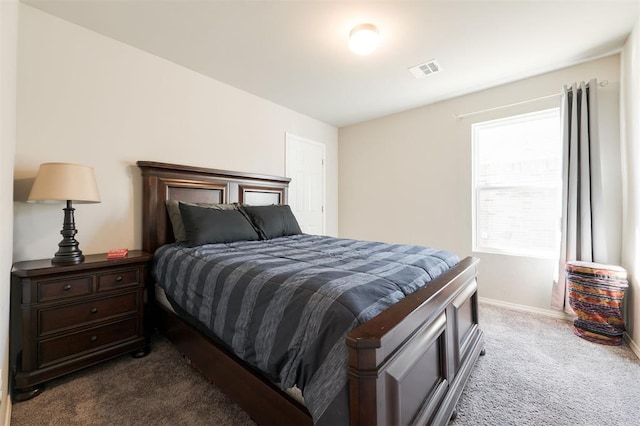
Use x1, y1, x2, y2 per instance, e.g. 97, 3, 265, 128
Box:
107, 248, 129, 259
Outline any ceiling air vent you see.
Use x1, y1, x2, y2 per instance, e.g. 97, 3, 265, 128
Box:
409, 59, 442, 79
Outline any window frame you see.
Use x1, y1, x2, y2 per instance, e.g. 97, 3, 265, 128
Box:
471, 107, 562, 259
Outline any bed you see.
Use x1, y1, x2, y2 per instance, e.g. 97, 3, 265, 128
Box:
137, 160, 484, 425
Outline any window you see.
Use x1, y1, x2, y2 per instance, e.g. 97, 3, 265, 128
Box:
472, 108, 562, 258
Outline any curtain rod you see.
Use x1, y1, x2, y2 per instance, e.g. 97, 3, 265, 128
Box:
453, 80, 608, 120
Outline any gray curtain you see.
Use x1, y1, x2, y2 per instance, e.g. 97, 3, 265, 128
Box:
551, 79, 607, 312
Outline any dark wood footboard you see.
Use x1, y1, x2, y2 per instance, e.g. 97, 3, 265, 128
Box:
347, 256, 483, 425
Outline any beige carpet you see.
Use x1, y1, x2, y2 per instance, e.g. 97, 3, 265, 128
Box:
10, 335, 255, 425
451, 304, 640, 426
11, 304, 640, 425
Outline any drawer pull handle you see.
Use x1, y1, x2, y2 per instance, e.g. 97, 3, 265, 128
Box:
115, 276, 123, 282
90, 336, 97, 343
90, 308, 98, 314
63, 284, 71, 291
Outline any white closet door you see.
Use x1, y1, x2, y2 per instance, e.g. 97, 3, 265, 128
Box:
285, 133, 325, 235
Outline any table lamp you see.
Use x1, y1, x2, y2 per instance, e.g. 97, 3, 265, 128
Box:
27, 163, 101, 265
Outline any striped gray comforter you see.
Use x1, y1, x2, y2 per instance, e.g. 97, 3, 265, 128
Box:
152, 234, 458, 424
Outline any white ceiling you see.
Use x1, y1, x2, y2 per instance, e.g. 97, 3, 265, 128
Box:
23, 0, 640, 128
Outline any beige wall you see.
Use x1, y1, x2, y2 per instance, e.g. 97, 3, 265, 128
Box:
13, 5, 338, 263
339, 55, 622, 313
1, 0, 17, 421
621, 15, 640, 353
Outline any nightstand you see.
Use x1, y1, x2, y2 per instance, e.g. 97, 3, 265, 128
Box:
9, 250, 153, 402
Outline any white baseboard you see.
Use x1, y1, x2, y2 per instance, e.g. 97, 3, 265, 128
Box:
2, 397, 11, 426
623, 332, 640, 360
479, 297, 575, 322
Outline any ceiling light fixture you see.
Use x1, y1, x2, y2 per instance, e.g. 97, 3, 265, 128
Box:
349, 23, 380, 56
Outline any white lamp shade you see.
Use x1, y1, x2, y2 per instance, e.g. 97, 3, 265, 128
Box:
349, 23, 380, 56
27, 163, 101, 204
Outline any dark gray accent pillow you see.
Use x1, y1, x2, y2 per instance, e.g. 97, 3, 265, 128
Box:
240, 205, 302, 240
179, 202, 260, 244
166, 200, 237, 242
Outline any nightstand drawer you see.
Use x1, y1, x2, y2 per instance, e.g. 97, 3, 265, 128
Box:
97, 269, 139, 292
37, 276, 92, 302
38, 317, 139, 367
39, 293, 139, 336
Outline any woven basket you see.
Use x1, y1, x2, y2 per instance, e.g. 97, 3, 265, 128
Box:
566, 261, 628, 345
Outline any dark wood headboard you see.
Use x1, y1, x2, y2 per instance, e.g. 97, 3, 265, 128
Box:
137, 161, 290, 253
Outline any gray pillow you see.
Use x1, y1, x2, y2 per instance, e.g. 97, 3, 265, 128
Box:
179, 202, 260, 244
166, 200, 237, 242
240, 205, 302, 240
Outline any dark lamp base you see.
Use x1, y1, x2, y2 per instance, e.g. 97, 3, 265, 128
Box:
51, 200, 85, 265
52, 251, 85, 265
